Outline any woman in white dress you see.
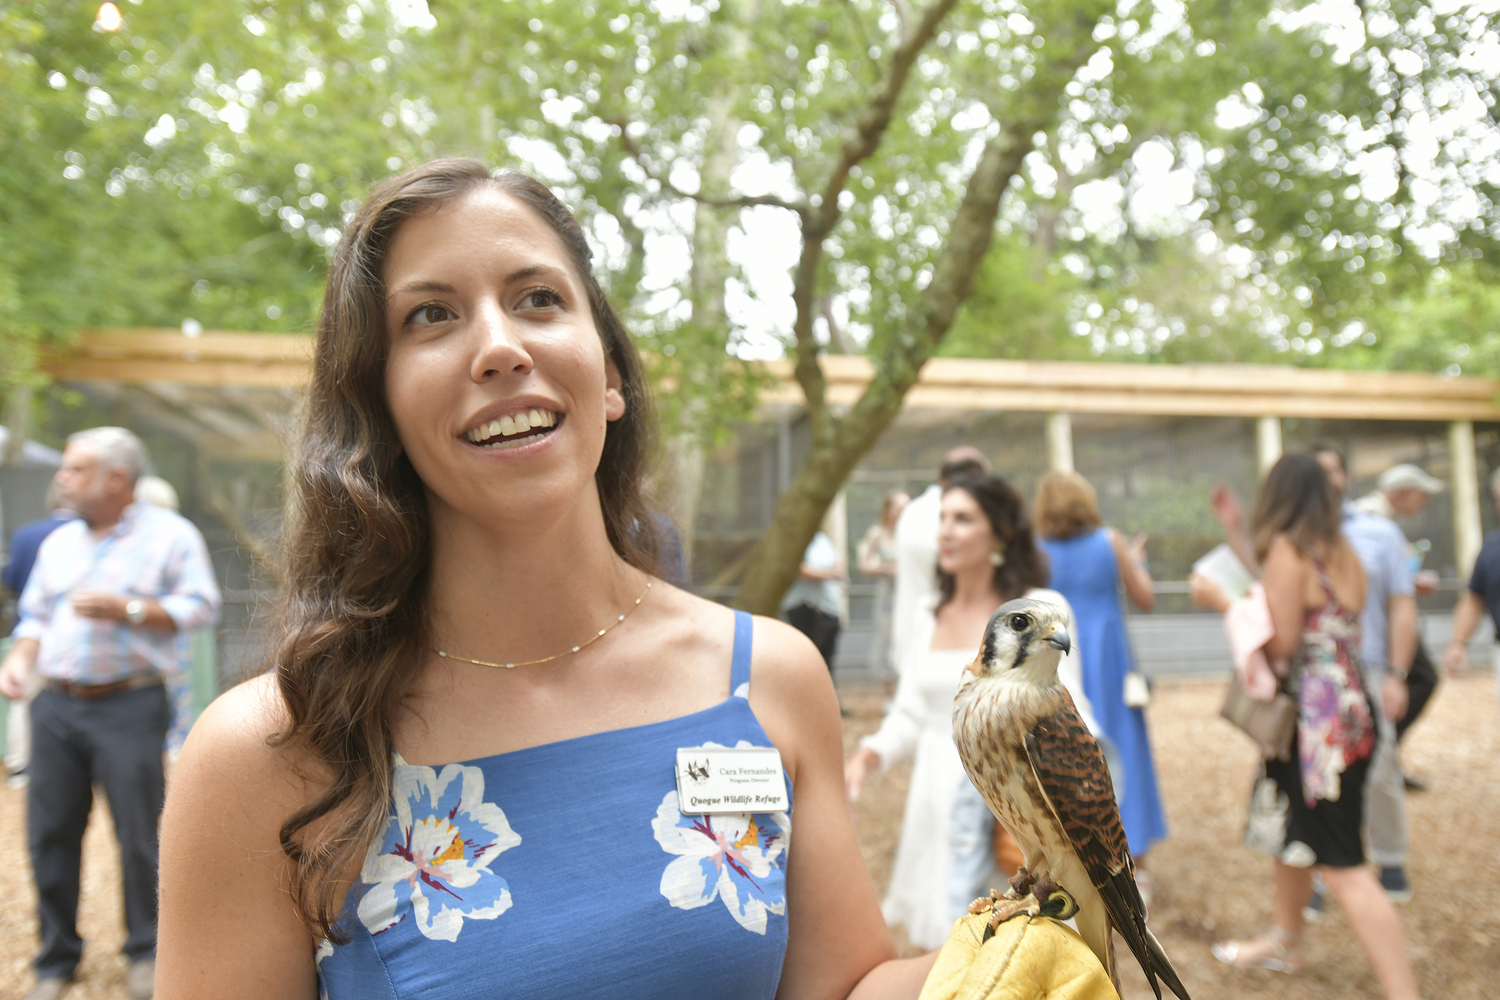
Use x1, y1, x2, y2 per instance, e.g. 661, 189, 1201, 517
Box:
843, 474, 1101, 950
858, 490, 910, 687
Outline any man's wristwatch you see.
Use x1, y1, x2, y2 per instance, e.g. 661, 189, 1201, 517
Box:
124, 600, 148, 625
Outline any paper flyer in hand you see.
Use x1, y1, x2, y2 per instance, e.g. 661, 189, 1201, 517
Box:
1192, 543, 1255, 602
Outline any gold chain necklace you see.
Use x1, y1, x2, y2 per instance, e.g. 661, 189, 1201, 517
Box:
435, 579, 652, 669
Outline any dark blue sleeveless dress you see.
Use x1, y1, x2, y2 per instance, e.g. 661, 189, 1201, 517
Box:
317, 611, 791, 999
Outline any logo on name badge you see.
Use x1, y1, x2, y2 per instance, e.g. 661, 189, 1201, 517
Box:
674, 746, 788, 816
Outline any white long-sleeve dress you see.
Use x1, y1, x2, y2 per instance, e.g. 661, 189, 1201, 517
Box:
858, 588, 1098, 949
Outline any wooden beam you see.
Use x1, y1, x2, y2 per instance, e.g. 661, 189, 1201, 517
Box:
48, 358, 310, 389
68, 328, 314, 363
41, 328, 1500, 422
759, 383, 1500, 421
44, 330, 313, 388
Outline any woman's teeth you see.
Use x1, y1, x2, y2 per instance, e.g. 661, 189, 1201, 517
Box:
466, 409, 558, 444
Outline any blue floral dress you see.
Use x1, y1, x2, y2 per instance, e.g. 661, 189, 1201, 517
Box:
316, 611, 791, 999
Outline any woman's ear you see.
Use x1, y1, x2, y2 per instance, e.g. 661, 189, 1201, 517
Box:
604, 357, 627, 422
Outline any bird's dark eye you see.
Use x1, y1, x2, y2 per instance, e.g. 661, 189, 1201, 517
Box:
1008, 614, 1031, 632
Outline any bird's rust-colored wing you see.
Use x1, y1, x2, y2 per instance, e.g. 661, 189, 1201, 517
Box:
1025, 697, 1191, 1000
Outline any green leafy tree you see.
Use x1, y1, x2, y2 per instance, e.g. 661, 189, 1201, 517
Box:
7, 0, 1498, 612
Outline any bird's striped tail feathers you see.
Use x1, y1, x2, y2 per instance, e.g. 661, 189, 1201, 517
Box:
1145, 924, 1191, 1000
1098, 872, 1191, 1000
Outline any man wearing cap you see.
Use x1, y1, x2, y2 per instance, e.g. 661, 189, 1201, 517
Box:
1353, 463, 1448, 527
0, 427, 220, 1000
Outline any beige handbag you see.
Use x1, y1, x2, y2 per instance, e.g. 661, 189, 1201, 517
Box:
1219, 672, 1297, 762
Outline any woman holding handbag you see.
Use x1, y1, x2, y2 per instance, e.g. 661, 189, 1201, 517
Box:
1197, 454, 1419, 1000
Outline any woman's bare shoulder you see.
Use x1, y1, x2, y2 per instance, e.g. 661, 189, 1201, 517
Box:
172, 671, 326, 813
745, 614, 841, 766
1264, 532, 1307, 566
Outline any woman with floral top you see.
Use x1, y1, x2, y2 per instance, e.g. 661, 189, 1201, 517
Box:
153, 160, 939, 999
1205, 453, 1419, 1000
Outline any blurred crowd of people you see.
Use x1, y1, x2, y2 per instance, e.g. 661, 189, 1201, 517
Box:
6, 418, 1497, 1000
836, 448, 1162, 950
828, 441, 1487, 1000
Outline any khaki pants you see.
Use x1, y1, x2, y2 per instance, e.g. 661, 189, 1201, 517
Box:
1364, 674, 1408, 869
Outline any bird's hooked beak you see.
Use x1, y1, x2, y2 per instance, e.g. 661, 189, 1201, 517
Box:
1045, 626, 1071, 656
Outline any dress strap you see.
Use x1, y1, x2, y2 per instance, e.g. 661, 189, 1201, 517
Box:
730, 609, 753, 699
1309, 556, 1339, 602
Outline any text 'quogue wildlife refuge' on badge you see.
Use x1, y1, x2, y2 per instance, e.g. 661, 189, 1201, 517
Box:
674, 746, 789, 815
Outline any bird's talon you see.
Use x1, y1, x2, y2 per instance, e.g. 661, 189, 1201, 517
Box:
978, 891, 1044, 943
1008, 866, 1037, 898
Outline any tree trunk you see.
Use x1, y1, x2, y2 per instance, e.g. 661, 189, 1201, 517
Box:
661, 33, 743, 577
733, 1, 1111, 615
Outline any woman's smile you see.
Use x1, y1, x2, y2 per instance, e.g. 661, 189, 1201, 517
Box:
460, 400, 565, 454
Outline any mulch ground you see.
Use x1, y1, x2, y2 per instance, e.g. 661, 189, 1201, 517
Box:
0, 673, 1495, 998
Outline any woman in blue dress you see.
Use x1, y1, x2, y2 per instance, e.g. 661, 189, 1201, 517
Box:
153, 160, 938, 998
1034, 471, 1168, 879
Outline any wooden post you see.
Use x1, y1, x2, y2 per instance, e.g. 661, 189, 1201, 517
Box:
1450, 420, 1482, 578
824, 489, 850, 624
1046, 411, 1074, 472
1256, 415, 1282, 477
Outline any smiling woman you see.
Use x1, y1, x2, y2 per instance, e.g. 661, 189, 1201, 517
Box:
153, 159, 937, 1000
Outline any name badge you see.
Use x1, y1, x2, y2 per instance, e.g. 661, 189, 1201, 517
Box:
674, 746, 789, 815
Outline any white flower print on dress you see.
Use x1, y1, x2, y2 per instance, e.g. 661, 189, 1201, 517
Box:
356, 756, 521, 943
652, 742, 790, 935
314, 938, 333, 1000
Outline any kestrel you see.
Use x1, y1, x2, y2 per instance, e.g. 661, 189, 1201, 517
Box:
953, 598, 1190, 1000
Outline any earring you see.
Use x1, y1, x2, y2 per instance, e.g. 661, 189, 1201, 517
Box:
989, 548, 1005, 567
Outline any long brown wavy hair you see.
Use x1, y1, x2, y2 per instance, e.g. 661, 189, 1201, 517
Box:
937, 474, 1050, 608
1250, 452, 1342, 564
270, 158, 659, 942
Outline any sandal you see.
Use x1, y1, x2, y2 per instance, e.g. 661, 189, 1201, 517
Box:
1211, 925, 1303, 973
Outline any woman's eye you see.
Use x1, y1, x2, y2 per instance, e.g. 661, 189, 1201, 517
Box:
520, 288, 561, 309
407, 304, 452, 325
1009, 614, 1031, 632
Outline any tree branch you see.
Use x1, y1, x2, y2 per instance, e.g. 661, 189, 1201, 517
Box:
820, 290, 857, 354
613, 125, 809, 216
787, 0, 963, 436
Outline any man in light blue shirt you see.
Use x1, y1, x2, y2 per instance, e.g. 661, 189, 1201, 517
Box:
0, 427, 219, 1000
1313, 446, 1417, 904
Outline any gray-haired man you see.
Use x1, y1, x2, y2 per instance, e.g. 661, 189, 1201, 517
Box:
0, 428, 220, 1000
